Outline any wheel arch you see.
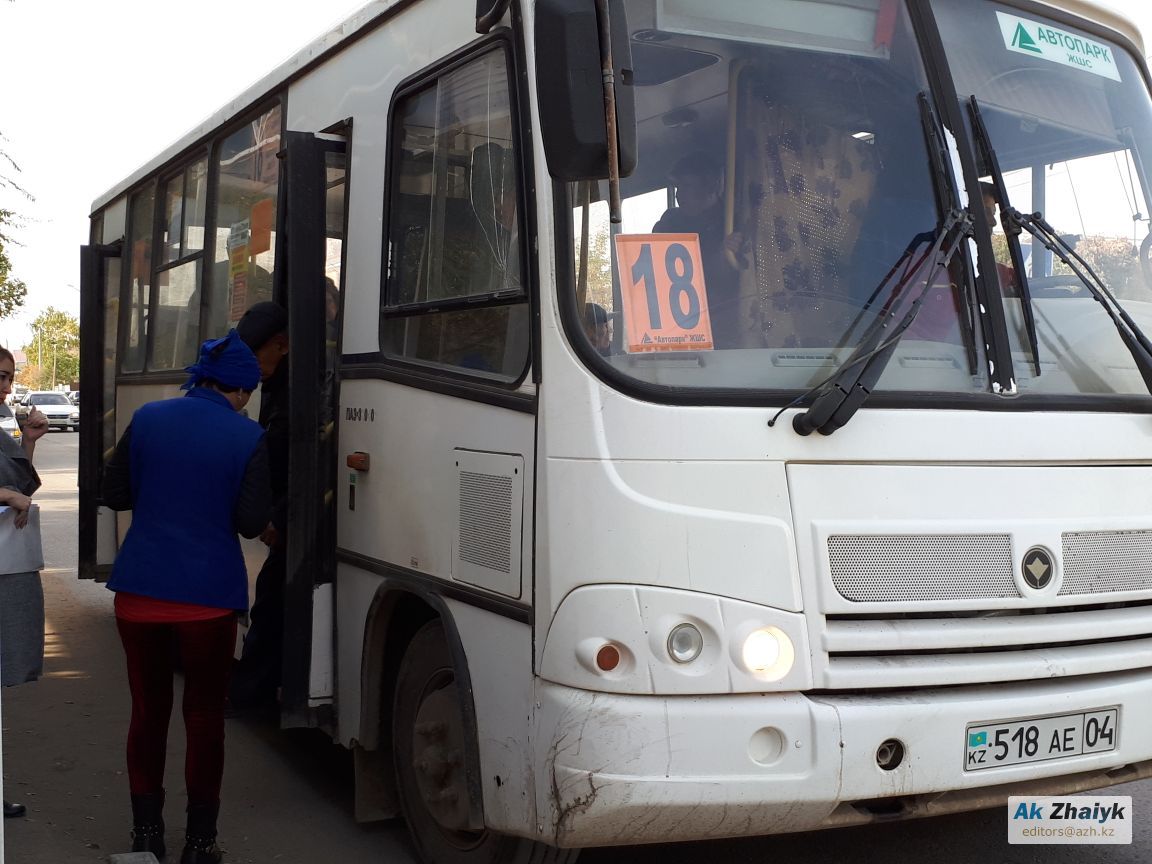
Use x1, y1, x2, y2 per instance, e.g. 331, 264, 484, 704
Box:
355, 580, 486, 830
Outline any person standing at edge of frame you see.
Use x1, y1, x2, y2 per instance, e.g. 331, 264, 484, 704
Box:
0, 345, 49, 819
230, 301, 289, 713
102, 330, 272, 863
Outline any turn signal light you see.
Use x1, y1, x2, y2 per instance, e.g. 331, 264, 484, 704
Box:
595, 643, 622, 672
346, 451, 370, 471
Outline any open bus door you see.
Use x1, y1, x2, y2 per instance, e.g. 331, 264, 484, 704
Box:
78, 241, 122, 581
276, 130, 347, 728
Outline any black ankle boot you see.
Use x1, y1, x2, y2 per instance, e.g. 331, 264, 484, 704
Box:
181, 802, 222, 864
130, 790, 166, 859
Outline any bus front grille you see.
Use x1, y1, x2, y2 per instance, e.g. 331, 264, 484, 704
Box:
820, 529, 1152, 688
820, 602, 1152, 689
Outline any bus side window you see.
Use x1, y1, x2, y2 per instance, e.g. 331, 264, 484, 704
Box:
382, 46, 529, 383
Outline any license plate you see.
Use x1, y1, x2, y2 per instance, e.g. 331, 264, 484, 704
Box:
964, 708, 1118, 771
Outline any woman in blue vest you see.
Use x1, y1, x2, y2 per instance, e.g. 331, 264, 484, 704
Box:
103, 330, 271, 864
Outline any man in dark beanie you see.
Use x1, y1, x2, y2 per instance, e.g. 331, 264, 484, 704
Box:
231, 301, 290, 712
236, 301, 288, 383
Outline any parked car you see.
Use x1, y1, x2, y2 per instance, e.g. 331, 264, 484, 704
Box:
0, 403, 21, 443
16, 391, 80, 431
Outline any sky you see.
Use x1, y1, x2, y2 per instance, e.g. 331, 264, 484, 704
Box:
0, 0, 369, 350
1, 0, 1152, 352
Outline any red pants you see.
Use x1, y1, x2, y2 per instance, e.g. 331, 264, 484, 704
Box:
116, 614, 237, 804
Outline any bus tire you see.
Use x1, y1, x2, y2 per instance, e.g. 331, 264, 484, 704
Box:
394, 619, 578, 864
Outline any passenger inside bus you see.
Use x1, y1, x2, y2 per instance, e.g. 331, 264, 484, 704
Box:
652, 153, 746, 347
583, 302, 613, 356
885, 182, 1024, 345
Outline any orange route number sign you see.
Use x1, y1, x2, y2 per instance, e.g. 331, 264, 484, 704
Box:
614, 233, 714, 352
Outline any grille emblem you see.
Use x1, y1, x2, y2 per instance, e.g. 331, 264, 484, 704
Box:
1022, 547, 1055, 590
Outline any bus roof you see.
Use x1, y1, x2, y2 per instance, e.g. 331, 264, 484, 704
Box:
89, 0, 1146, 216
1064, 0, 1147, 50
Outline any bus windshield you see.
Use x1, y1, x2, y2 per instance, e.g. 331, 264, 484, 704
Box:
566, 0, 1152, 402
933, 0, 1152, 397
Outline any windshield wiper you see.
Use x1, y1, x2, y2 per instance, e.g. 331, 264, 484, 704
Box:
1011, 209, 1152, 394
784, 209, 973, 435
968, 97, 1041, 376
779, 95, 978, 436
919, 93, 979, 376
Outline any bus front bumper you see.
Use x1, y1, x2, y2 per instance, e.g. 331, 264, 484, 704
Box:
534, 670, 1152, 847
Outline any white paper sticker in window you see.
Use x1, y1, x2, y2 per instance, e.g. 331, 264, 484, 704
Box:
996, 12, 1121, 83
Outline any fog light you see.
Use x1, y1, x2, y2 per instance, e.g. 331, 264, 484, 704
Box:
667, 623, 703, 664
741, 627, 794, 681
595, 643, 621, 672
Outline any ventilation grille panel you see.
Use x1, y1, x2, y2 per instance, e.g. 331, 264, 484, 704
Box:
453, 450, 524, 599
1062, 530, 1152, 595
458, 471, 513, 574
828, 534, 1017, 602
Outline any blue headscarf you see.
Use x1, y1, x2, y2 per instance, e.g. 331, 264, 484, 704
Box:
181, 329, 261, 392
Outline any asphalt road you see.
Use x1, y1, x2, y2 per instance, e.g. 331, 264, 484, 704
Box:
2, 430, 1149, 863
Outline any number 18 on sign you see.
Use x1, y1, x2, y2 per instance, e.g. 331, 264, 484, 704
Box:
615, 234, 715, 352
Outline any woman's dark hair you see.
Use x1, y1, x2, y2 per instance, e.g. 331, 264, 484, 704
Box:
0, 347, 14, 367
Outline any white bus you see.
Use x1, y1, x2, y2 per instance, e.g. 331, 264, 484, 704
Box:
79, 0, 1152, 861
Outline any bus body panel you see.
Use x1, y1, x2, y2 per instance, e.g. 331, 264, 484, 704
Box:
334, 560, 383, 747
538, 457, 802, 614
444, 599, 538, 835
309, 582, 335, 704
533, 670, 1152, 847
792, 462, 1152, 619
335, 378, 534, 590
536, 346, 1152, 467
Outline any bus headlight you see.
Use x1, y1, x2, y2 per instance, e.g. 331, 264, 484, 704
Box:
741, 627, 794, 681
666, 623, 703, 664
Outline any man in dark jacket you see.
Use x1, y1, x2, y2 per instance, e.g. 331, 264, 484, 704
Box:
654, 153, 745, 348
230, 301, 290, 711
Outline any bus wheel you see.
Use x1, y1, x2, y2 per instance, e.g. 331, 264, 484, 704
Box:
394, 620, 577, 864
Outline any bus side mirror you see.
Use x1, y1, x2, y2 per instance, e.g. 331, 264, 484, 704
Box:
475, 0, 511, 33
535, 0, 636, 181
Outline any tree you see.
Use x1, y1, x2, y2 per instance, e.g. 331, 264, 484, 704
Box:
574, 210, 614, 309
22, 308, 79, 390
0, 132, 31, 321
1051, 233, 1140, 300
994, 230, 1142, 300
0, 220, 28, 320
